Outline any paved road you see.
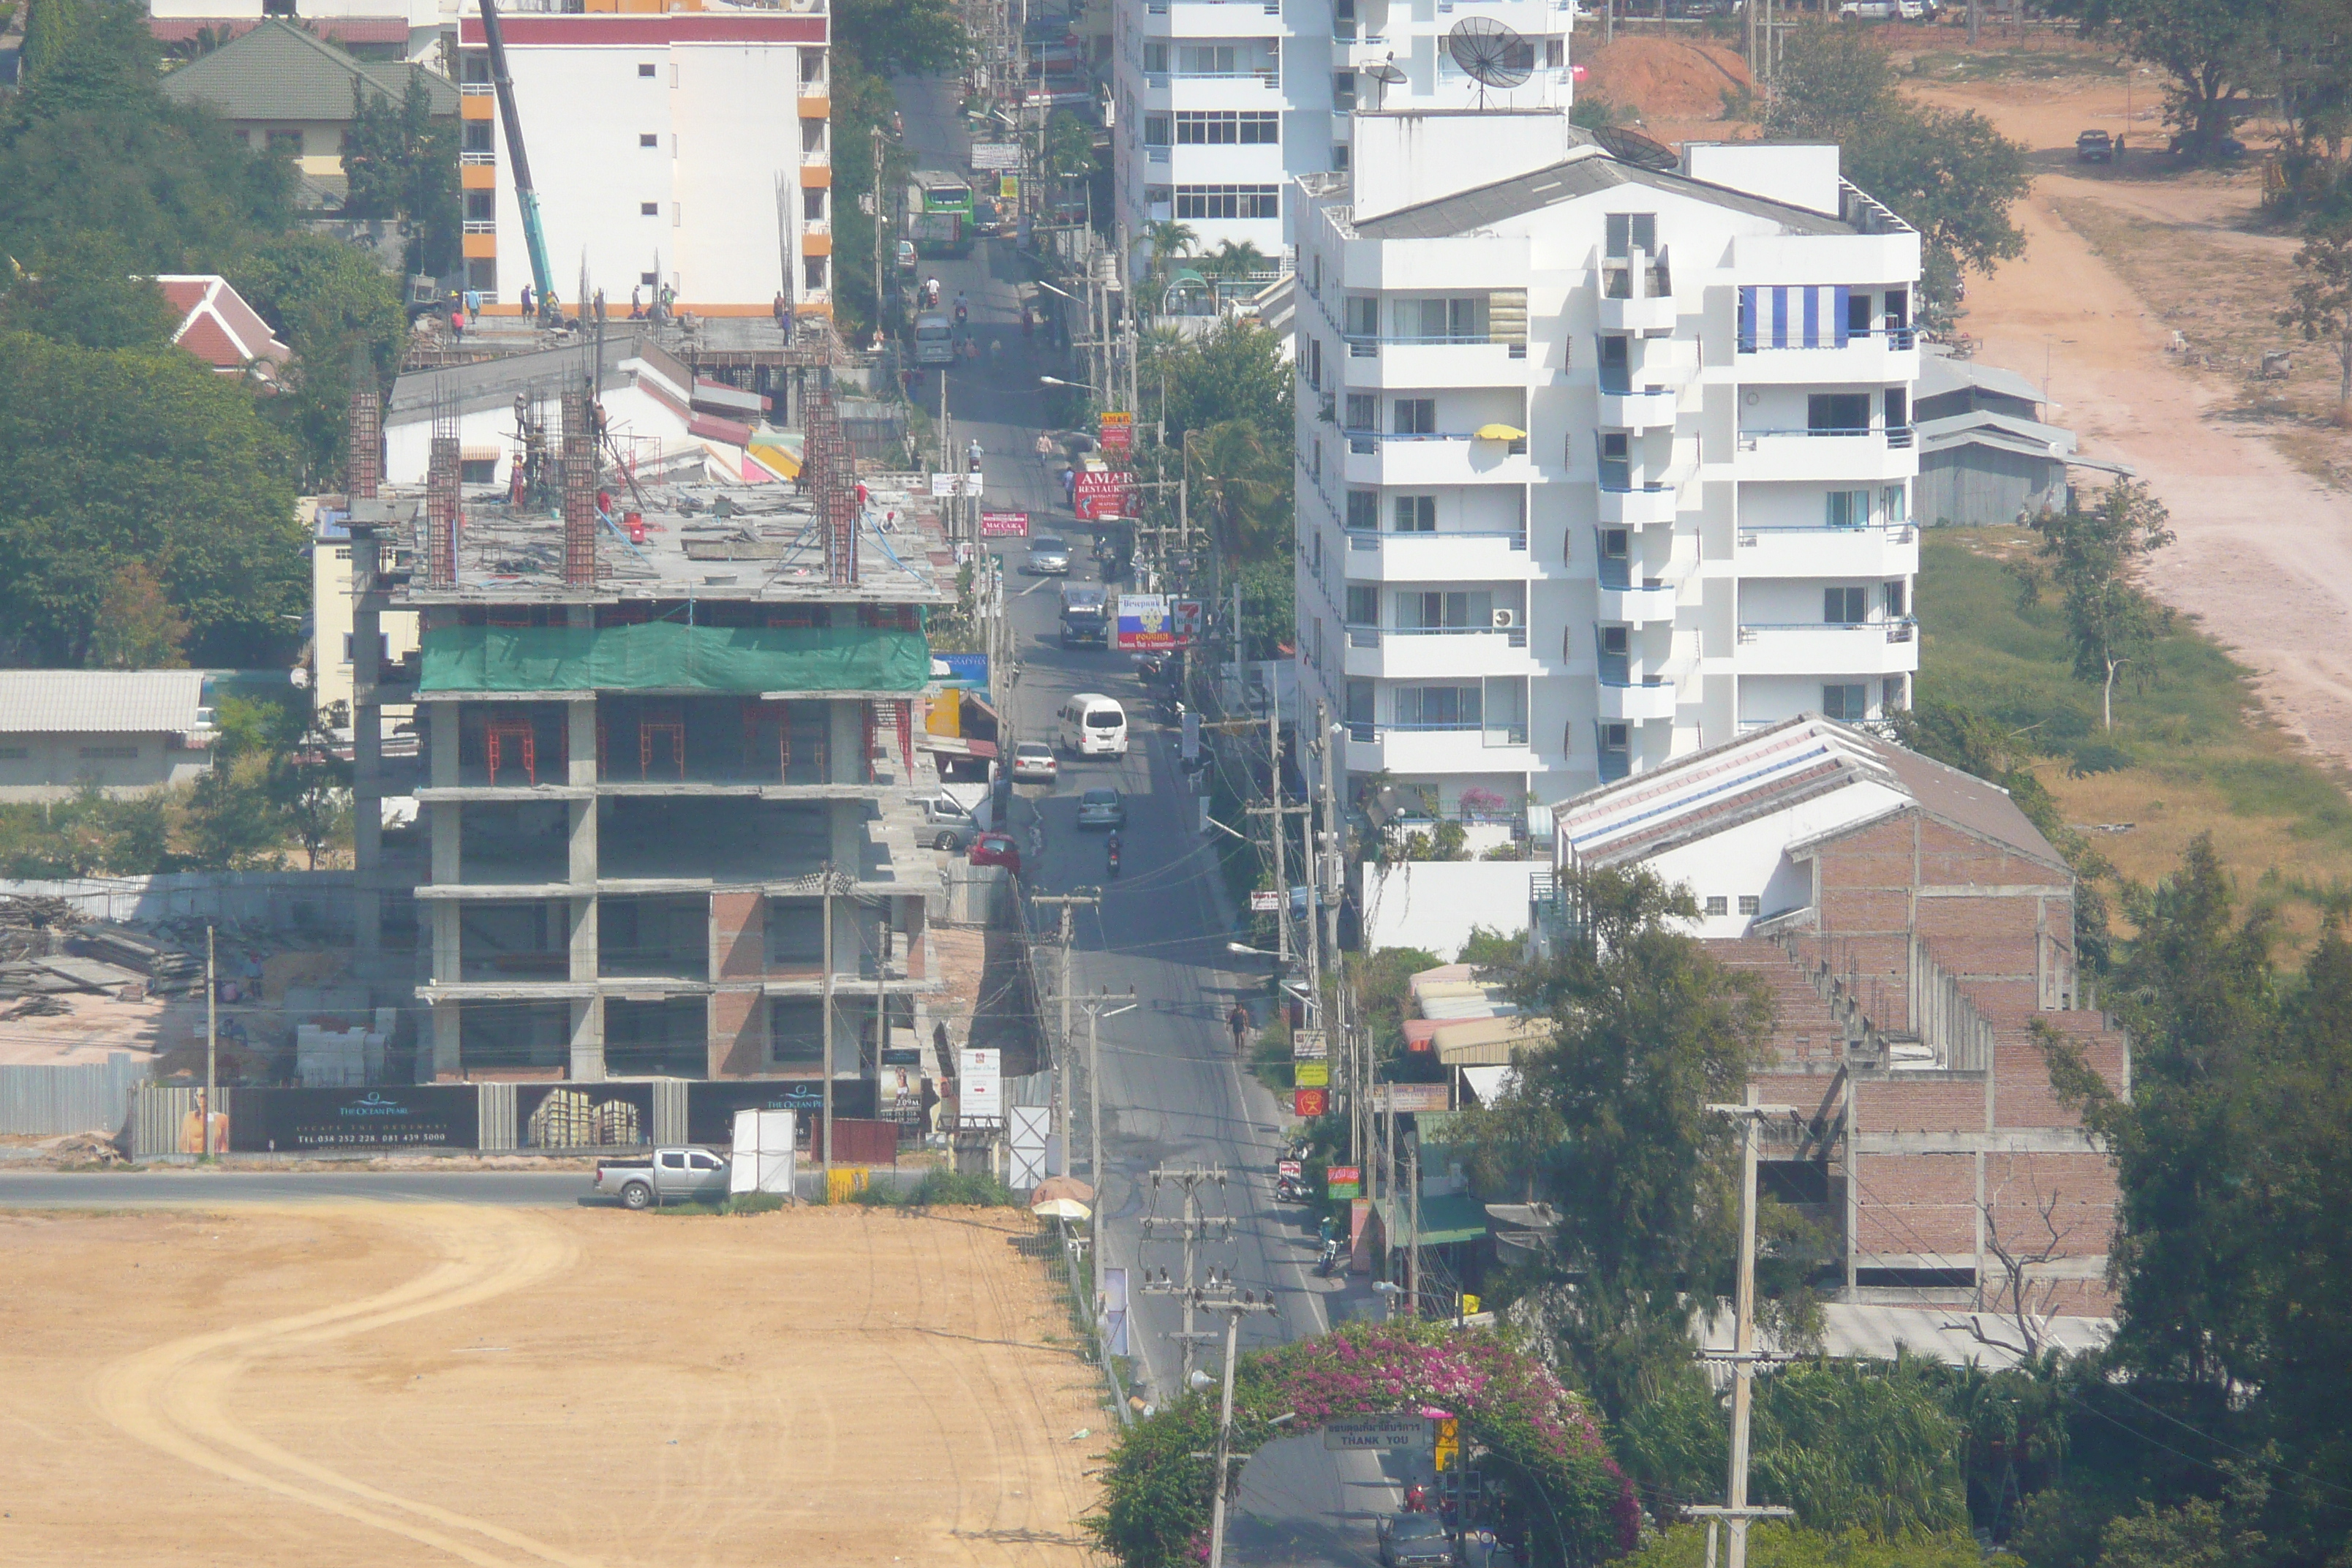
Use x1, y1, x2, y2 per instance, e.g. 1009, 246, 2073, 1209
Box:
892, 76, 1406, 1567
0, 1169, 595, 1206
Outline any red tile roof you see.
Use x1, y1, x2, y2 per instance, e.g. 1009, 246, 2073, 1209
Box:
154, 274, 293, 381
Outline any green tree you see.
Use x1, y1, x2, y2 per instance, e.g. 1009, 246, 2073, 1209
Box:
2049, 0, 2270, 163
269, 732, 352, 870
340, 72, 459, 276
230, 231, 404, 486
88, 561, 192, 668
2019, 480, 2177, 731
184, 761, 280, 869
1187, 417, 1289, 561
1041, 108, 1096, 178
2279, 222, 2352, 412
1630, 1521, 2006, 1568
0, 230, 176, 349
832, 0, 965, 78
823, 0, 962, 339
1158, 314, 1291, 440
0, 330, 302, 666
1501, 864, 1774, 1420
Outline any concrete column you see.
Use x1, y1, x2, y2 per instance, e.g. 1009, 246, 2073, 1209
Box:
351, 561, 383, 960
431, 997, 462, 1081
429, 802, 460, 885
569, 995, 606, 1082
429, 700, 458, 788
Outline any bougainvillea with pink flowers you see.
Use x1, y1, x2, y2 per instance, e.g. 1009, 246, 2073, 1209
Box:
1087, 1319, 1640, 1567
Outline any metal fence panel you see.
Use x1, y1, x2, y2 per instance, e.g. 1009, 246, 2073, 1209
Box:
0, 1053, 150, 1136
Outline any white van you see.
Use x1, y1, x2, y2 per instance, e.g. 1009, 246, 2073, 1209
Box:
913, 311, 957, 366
1058, 694, 1128, 758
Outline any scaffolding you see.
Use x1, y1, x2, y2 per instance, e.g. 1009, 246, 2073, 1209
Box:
347, 349, 382, 500
559, 380, 599, 589
425, 385, 460, 588
804, 380, 859, 587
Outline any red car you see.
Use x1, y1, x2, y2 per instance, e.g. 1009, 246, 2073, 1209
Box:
969, 832, 1022, 875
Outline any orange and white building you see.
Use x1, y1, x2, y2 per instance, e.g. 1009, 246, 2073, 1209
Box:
455, 1, 832, 317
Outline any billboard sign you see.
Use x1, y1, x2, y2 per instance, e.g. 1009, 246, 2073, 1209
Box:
1292, 1087, 1328, 1118
999, 175, 1019, 202
1327, 1164, 1362, 1199
1292, 1028, 1327, 1060
979, 509, 1030, 538
1098, 410, 1133, 457
1170, 600, 1205, 644
1249, 888, 1281, 912
1374, 1082, 1452, 1114
935, 652, 989, 687
1073, 470, 1135, 521
1294, 1061, 1330, 1088
687, 1079, 877, 1145
230, 1085, 479, 1153
1116, 593, 1188, 652
932, 472, 983, 497
1324, 1415, 1432, 1452
971, 141, 1021, 170
960, 1047, 1003, 1125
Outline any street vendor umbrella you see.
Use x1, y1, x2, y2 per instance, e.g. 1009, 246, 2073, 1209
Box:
1031, 1197, 1093, 1222
1032, 1175, 1096, 1205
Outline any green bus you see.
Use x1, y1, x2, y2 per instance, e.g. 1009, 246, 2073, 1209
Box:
913, 170, 973, 218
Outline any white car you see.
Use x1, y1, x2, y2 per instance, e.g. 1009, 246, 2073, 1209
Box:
1012, 742, 1058, 785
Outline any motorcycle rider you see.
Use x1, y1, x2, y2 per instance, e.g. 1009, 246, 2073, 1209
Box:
1318, 1235, 1342, 1275
1106, 831, 1122, 878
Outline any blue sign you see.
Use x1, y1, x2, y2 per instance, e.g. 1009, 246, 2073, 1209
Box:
936, 653, 990, 687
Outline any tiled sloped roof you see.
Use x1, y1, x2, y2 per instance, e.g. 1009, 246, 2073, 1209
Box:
0, 672, 208, 735
1353, 147, 1858, 242
159, 18, 457, 121
1553, 716, 2065, 872
154, 275, 292, 374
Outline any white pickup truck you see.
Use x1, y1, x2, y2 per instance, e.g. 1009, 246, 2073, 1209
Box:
592, 1147, 730, 1209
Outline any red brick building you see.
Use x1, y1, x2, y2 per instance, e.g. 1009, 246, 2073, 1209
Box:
1547, 717, 2127, 1319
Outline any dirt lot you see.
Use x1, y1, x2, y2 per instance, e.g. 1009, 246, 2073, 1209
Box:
0, 1204, 1104, 1567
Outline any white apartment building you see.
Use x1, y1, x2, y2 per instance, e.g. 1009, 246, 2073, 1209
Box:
1291, 111, 1921, 823
454, 4, 831, 314
1107, 0, 1572, 260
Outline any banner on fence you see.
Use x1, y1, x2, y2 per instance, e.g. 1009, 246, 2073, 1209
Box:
518, 1082, 655, 1150
231, 1085, 478, 1153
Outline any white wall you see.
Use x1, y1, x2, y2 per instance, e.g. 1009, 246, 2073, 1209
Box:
0, 734, 212, 802
1362, 859, 1548, 959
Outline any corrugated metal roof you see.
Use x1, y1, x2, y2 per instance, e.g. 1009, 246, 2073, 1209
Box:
1553, 716, 2067, 873
1352, 146, 1857, 242
159, 18, 458, 123
1916, 408, 2078, 459
1916, 349, 2052, 412
0, 671, 208, 735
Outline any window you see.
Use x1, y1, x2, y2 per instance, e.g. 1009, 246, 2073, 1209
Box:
461, 457, 496, 484
1883, 676, 1908, 712
1346, 585, 1379, 625
1175, 185, 1278, 219
467, 258, 498, 292
0, 746, 27, 761
1602, 723, 1629, 750
462, 51, 492, 83
1605, 213, 1657, 258
1738, 894, 1762, 915
804, 256, 828, 290
1144, 113, 1170, 147
1598, 431, 1629, 490
1825, 587, 1868, 624
1333, 142, 1349, 171
1885, 387, 1909, 430
1174, 110, 1278, 143
1342, 296, 1377, 339
641, 271, 658, 286
1396, 685, 1481, 728
464, 121, 494, 152
1398, 591, 1490, 629
1413, 297, 1485, 342
802, 48, 826, 84
1823, 683, 1868, 723
1884, 579, 1907, 617
265, 129, 304, 158
1346, 490, 1378, 530
1333, 70, 1356, 110
1313, 618, 1324, 668
1882, 485, 1908, 525
659, 1150, 686, 1170
690, 1151, 723, 1172
1392, 495, 1434, 532
1311, 439, 1322, 480
1808, 393, 1870, 433
1311, 254, 1322, 296
1598, 334, 1629, 391
1177, 43, 1240, 74
1393, 398, 1435, 435
1306, 336, 1322, 389
638, 62, 657, 77
641, 201, 660, 216
1847, 290, 1874, 336
1146, 184, 1173, 211
1600, 528, 1629, 560
1600, 625, 1629, 655
1345, 679, 1374, 727
804, 187, 825, 220
1545, 37, 1565, 66
1143, 41, 1168, 72
464, 191, 494, 222
1825, 489, 1870, 529
1704, 896, 1729, 917
1885, 286, 1910, 329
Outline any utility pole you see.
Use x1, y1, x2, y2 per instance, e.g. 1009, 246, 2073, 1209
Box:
1202, 1294, 1281, 1568
1033, 892, 1100, 1171
872, 124, 888, 342
1695, 1088, 1801, 1568
1316, 703, 1358, 1166
203, 924, 217, 1164
1139, 1164, 1234, 1386
1074, 989, 1137, 1190
1406, 1131, 1420, 1317
821, 865, 838, 1187
1267, 698, 1286, 966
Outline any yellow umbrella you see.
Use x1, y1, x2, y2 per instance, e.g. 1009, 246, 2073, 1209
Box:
1473, 423, 1527, 442
1032, 1196, 1093, 1222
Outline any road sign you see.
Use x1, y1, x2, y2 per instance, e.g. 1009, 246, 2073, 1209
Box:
1248, 888, 1280, 911
1323, 1415, 1431, 1452
1294, 1061, 1330, 1089
1327, 1164, 1361, 1199
1170, 599, 1205, 644
1292, 1088, 1327, 1117
1291, 1028, 1327, 1060
1435, 1417, 1460, 1472
1278, 1158, 1303, 1181
980, 509, 1030, 537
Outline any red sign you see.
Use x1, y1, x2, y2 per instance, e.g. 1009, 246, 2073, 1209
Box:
980, 509, 1030, 537
1098, 410, 1134, 457
1074, 469, 1137, 521
1292, 1088, 1328, 1118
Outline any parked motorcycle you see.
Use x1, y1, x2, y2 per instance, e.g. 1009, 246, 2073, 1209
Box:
1317, 1238, 1343, 1276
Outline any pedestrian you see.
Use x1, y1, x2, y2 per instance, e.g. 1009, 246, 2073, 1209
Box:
1228, 1002, 1251, 1054
1020, 303, 1034, 338
464, 287, 481, 325
519, 282, 534, 318
1033, 431, 1055, 463
1061, 465, 1077, 507
630, 283, 644, 319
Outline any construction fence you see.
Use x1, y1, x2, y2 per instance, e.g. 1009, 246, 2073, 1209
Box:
0, 1054, 150, 1136
0, 874, 358, 935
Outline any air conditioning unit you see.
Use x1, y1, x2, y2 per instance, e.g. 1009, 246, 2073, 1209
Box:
1492, 608, 1518, 629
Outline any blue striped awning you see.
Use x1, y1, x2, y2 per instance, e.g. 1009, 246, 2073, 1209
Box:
1738, 284, 1850, 351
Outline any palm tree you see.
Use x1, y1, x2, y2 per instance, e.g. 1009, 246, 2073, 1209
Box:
1145, 218, 1197, 271
1188, 418, 1290, 562
1202, 238, 1271, 279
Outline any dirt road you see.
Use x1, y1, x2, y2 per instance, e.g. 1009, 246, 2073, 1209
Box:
2, 1205, 1101, 1567
1910, 75, 2352, 769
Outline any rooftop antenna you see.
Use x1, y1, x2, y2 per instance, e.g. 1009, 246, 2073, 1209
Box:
1446, 16, 1532, 108
1365, 55, 1406, 111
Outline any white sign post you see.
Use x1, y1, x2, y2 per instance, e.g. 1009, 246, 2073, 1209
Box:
728, 1108, 797, 1196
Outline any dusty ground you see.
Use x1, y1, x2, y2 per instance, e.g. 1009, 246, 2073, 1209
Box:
0, 1204, 1104, 1567
1898, 67, 2352, 775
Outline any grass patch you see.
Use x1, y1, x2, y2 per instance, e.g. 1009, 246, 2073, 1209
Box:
852, 1167, 1018, 1207
642, 1191, 794, 1217
1920, 527, 2352, 939
1903, 45, 2125, 83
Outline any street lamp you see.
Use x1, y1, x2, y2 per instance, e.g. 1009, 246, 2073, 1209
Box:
1226, 941, 1280, 959
1039, 374, 1098, 390
1031, 277, 1078, 302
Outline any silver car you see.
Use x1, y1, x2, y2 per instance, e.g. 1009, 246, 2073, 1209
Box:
1076, 788, 1126, 829
1027, 536, 1072, 576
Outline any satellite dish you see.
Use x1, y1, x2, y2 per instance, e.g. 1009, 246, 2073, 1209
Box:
1446, 16, 1533, 104
1365, 53, 1406, 110
1595, 124, 1681, 172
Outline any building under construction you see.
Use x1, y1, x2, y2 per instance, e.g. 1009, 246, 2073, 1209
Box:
343, 369, 952, 1089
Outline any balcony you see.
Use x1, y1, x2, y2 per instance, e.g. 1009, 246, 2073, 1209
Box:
1734, 326, 1921, 386
1595, 257, 1674, 332
1597, 483, 1680, 527
1342, 528, 1529, 584
1597, 676, 1679, 722
1734, 427, 1918, 483
1733, 619, 1921, 676
1342, 431, 1534, 488
1736, 523, 1918, 580
1597, 561, 1679, 624
1598, 382, 1678, 431
1343, 625, 1533, 680
1345, 723, 1537, 777
1341, 338, 1530, 388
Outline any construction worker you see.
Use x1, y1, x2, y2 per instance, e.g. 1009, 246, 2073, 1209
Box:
592, 287, 606, 324
464, 287, 481, 325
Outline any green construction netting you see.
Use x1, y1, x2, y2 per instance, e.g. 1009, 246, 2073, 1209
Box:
418, 622, 931, 694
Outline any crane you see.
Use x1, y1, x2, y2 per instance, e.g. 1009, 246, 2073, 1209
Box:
478, 0, 556, 323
